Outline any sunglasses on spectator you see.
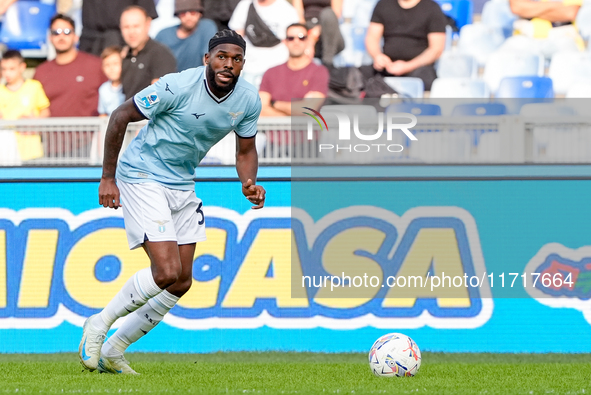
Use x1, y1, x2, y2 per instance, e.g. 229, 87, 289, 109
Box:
50, 28, 73, 36
286, 34, 307, 41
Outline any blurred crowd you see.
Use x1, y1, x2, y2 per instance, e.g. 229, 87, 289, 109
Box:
0, 0, 587, 125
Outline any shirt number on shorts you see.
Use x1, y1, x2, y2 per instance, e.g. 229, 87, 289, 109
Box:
196, 202, 205, 225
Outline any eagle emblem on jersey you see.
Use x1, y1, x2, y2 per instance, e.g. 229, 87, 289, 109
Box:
152, 220, 169, 233
228, 111, 243, 126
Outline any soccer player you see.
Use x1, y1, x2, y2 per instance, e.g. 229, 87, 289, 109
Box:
78, 29, 265, 375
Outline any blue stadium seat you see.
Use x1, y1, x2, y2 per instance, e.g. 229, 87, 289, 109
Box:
429, 78, 489, 98
434, 0, 474, 30
385, 103, 442, 116
496, 76, 553, 98
383, 77, 424, 99
457, 23, 505, 65
484, 52, 544, 93
480, 0, 517, 38
436, 52, 478, 79
0, 1, 56, 57
451, 102, 507, 116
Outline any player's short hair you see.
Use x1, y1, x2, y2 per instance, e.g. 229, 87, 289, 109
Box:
286, 23, 308, 34
121, 5, 150, 19
50, 13, 75, 30
208, 29, 246, 54
101, 46, 122, 60
2, 50, 24, 63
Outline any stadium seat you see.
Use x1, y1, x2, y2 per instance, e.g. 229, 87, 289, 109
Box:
149, 0, 178, 38
385, 103, 441, 116
436, 52, 478, 79
430, 78, 489, 98
333, 22, 356, 67
480, 0, 517, 38
351, 0, 380, 27
496, 76, 553, 98
334, 0, 377, 68
548, 51, 591, 95
0, 1, 56, 57
457, 23, 505, 65
496, 35, 544, 56
484, 52, 544, 93
434, 0, 474, 30
565, 79, 591, 98
576, 5, 591, 42
383, 77, 424, 99
451, 102, 507, 115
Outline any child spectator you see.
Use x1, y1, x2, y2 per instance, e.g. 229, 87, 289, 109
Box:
0, 50, 50, 161
0, 50, 50, 119
98, 46, 125, 116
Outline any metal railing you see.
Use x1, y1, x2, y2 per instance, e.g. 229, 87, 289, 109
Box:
0, 115, 590, 166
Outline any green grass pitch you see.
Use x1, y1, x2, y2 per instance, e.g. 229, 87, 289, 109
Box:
1, 352, 590, 394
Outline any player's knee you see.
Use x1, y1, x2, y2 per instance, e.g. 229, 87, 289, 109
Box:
175, 278, 193, 297
153, 266, 180, 289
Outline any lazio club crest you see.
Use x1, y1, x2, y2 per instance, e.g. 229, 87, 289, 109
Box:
152, 220, 169, 233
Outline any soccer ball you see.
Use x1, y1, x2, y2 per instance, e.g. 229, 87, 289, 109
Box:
368, 333, 421, 377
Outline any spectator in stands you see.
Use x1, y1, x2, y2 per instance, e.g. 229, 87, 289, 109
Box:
0, 50, 50, 119
510, 0, 580, 28
155, 0, 218, 71
509, 0, 583, 50
259, 23, 329, 116
364, 0, 447, 91
80, 0, 158, 57
34, 14, 107, 117
120, 6, 177, 100
229, 0, 300, 88
0, 49, 49, 161
203, 0, 241, 31
98, 46, 125, 117
291, 0, 345, 67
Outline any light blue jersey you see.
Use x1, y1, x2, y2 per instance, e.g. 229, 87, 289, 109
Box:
117, 66, 261, 191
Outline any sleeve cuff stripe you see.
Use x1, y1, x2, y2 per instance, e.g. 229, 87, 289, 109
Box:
235, 131, 257, 139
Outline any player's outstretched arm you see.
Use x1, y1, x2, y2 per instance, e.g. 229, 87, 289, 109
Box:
236, 136, 266, 209
99, 99, 146, 209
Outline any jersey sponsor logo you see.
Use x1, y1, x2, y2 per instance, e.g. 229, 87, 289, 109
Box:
228, 111, 243, 126
525, 243, 591, 324
0, 206, 490, 330
139, 92, 160, 108
165, 83, 174, 95
192, 113, 205, 119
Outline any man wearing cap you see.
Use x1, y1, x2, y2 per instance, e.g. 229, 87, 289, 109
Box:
78, 29, 264, 375
156, 0, 219, 72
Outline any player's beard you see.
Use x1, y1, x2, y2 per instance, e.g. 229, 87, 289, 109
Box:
207, 65, 238, 94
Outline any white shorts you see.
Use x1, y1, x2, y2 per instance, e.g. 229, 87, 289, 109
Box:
118, 181, 206, 250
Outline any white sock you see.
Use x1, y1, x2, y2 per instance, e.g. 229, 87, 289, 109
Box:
101, 290, 180, 357
97, 268, 163, 331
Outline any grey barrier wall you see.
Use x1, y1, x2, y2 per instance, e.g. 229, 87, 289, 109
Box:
0, 111, 589, 166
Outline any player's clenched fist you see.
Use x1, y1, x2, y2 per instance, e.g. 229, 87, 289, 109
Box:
98, 177, 122, 209
242, 178, 266, 209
